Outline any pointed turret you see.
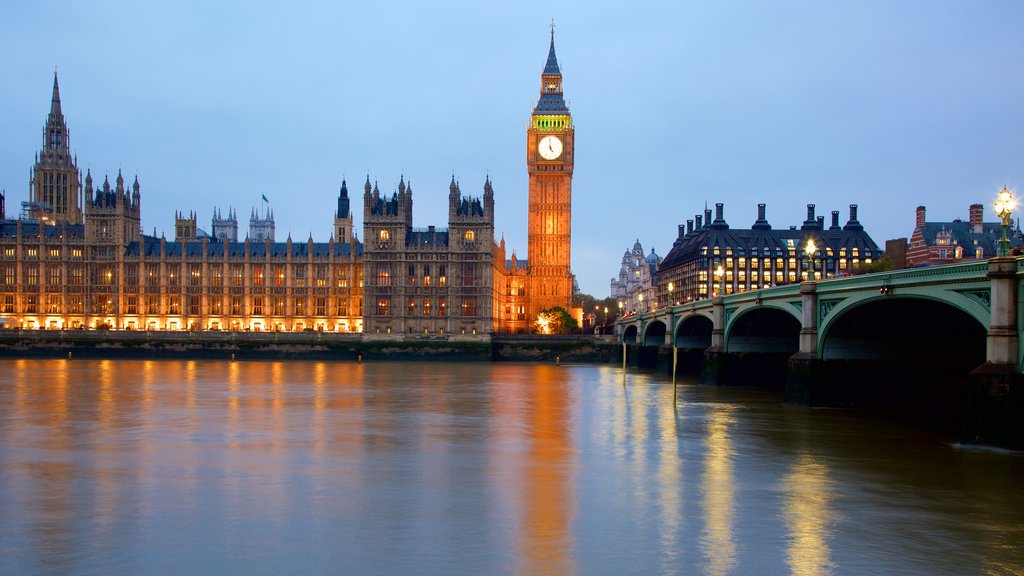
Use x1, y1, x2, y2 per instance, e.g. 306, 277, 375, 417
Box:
50, 71, 62, 117
534, 25, 568, 114
543, 28, 561, 76
337, 179, 350, 218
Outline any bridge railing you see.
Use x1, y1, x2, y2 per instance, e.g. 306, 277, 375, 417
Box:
623, 259, 998, 327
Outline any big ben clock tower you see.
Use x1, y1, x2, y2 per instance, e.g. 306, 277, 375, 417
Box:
527, 26, 574, 319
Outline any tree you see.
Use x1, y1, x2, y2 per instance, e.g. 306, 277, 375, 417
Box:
851, 256, 895, 275
535, 306, 578, 334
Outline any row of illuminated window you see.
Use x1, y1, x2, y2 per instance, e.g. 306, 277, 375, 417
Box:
501, 304, 528, 321
4, 293, 363, 317
377, 230, 476, 242
374, 298, 478, 317
1, 264, 366, 289
2, 247, 85, 259
375, 264, 479, 286
700, 246, 865, 257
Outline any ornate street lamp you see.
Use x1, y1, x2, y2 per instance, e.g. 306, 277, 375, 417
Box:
994, 186, 1016, 257
714, 265, 724, 296
667, 281, 674, 305
804, 238, 818, 280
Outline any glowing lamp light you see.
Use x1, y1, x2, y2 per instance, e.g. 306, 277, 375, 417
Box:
995, 186, 1016, 257
804, 238, 818, 258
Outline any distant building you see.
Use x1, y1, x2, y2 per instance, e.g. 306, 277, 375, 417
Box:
884, 238, 908, 269
211, 208, 238, 242
248, 207, 275, 242
656, 203, 881, 306
906, 204, 1018, 267
610, 240, 660, 313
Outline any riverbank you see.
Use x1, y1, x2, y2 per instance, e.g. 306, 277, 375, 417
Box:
0, 329, 618, 363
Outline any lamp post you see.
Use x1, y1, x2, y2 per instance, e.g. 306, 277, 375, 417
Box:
713, 266, 724, 296
804, 238, 818, 281
667, 281, 674, 306
994, 186, 1016, 257
638, 293, 644, 312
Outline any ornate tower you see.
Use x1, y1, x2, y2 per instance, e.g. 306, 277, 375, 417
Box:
526, 28, 574, 317
211, 207, 238, 242
30, 72, 83, 225
334, 179, 354, 243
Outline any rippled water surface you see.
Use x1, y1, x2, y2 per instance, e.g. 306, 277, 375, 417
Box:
0, 358, 1021, 575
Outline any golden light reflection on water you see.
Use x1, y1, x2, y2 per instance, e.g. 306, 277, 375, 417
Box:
2, 360, 1021, 574
784, 454, 835, 576
657, 384, 684, 574
519, 365, 576, 576
701, 406, 736, 576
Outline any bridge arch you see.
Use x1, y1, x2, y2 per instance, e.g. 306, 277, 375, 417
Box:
674, 313, 713, 349
820, 295, 986, 361
725, 305, 801, 354
643, 320, 667, 347
622, 324, 639, 345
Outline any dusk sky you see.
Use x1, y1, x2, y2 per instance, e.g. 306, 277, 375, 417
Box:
2, 1, 1021, 296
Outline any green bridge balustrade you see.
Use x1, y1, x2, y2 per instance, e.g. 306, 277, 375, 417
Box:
616, 257, 1024, 449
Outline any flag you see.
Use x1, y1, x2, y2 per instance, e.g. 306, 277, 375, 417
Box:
262, 194, 268, 203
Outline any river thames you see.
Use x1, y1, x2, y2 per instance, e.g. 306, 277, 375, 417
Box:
0, 358, 1021, 575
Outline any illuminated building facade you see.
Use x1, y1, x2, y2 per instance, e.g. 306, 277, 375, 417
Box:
3, 33, 575, 336
494, 29, 577, 332
655, 203, 881, 309
361, 176, 494, 337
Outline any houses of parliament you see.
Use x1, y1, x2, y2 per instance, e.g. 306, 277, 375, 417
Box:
0, 35, 577, 336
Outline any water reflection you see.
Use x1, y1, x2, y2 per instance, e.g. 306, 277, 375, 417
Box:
784, 453, 835, 576
0, 360, 1021, 575
701, 406, 736, 576
519, 365, 575, 576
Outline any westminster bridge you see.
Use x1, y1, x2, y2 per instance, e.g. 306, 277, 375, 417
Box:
617, 257, 1024, 448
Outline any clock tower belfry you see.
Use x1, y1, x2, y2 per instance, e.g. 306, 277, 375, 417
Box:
526, 28, 574, 319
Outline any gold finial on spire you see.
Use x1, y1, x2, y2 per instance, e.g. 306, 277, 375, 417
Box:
550, 18, 555, 39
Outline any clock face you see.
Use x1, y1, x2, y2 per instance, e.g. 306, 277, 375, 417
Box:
538, 135, 563, 160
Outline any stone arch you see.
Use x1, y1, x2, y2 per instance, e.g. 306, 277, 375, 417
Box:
643, 320, 667, 347
820, 295, 986, 361
725, 306, 801, 354
818, 289, 990, 354
622, 324, 639, 345
674, 313, 713, 349
816, 294, 988, 423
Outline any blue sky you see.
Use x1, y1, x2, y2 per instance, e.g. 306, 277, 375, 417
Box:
1, 1, 1021, 295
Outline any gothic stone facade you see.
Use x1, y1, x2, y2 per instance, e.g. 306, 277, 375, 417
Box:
1, 36, 574, 336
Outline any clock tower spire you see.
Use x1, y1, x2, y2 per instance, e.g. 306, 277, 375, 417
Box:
526, 26, 575, 322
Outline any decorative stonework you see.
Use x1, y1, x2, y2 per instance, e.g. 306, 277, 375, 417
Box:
819, 299, 841, 320
958, 289, 991, 312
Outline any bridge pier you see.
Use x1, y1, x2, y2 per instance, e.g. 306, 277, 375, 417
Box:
701, 297, 726, 384
786, 281, 823, 403
968, 257, 1024, 448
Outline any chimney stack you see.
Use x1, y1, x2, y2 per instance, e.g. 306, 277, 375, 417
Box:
686, 220, 694, 235
969, 204, 983, 233
831, 210, 840, 230
758, 203, 766, 221
915, 206, 926, 228
802, 204, 818, 230
844, 204, 863, 231
715, 203, 724, 222
678, 224, 685, 238
695, 214, 703, 229
817, 215, 825, 229
704, 208, 712, 226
